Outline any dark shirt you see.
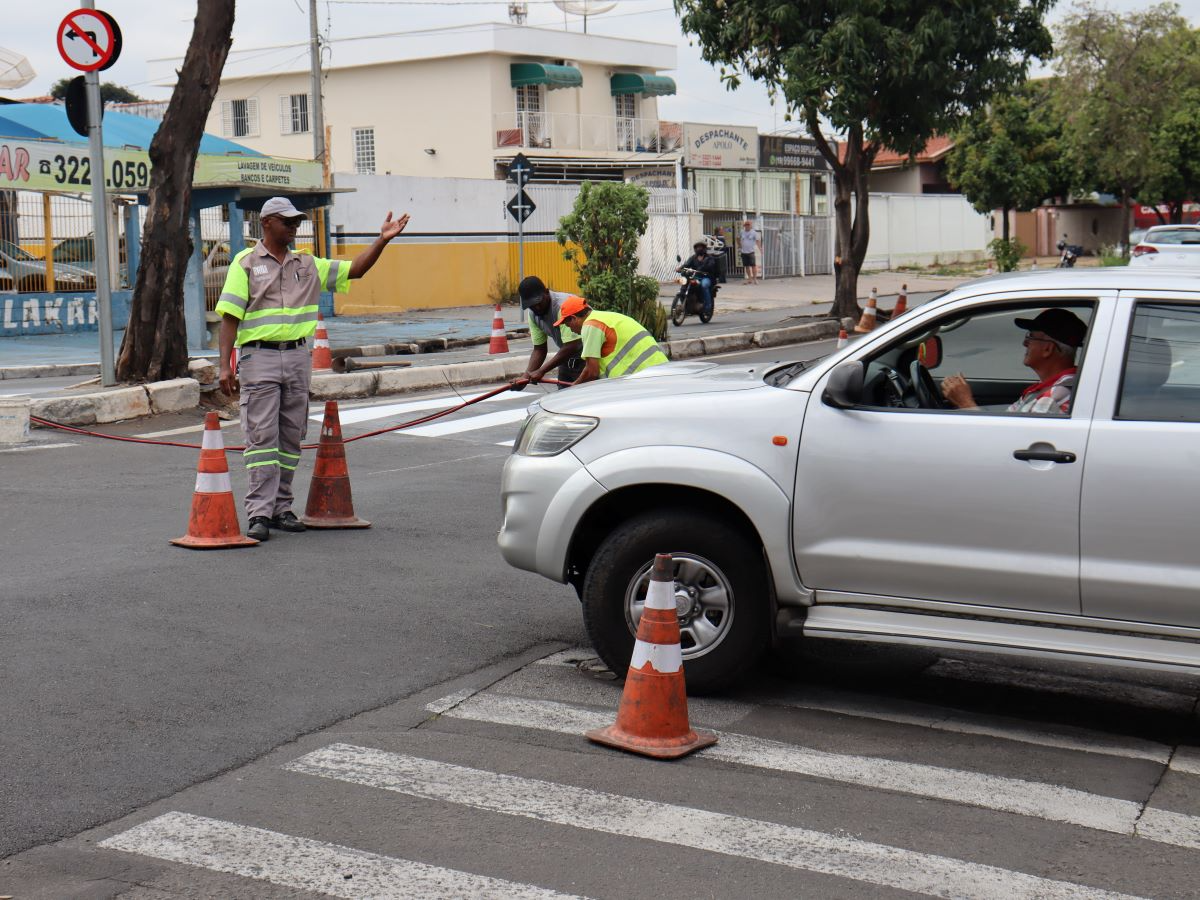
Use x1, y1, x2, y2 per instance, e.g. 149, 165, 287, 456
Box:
682, 253, 719, 278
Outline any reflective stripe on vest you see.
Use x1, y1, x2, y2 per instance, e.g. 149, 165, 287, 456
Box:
589, 310, 668, 378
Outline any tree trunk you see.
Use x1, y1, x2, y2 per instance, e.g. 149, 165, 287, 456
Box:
808, 115, 876, 323
1002, 207, 1011, 242
116, 0, 235, 383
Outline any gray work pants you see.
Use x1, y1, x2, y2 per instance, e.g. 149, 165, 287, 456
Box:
238, 344, 311, 519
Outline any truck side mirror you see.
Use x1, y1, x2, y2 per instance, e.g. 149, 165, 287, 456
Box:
822, 361, 864, 409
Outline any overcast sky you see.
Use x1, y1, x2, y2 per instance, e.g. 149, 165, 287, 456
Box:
5, 0, 1196, 135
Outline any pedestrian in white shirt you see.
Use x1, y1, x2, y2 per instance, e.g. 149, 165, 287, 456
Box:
739, 220, 761, 284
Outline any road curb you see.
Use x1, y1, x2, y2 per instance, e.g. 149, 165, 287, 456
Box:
25, 319, 837, 426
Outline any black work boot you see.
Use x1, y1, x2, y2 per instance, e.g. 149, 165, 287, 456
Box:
271, 510, 307, 533
247, 516, 271, 541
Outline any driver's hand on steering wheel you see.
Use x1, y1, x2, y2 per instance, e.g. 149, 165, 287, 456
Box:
941, 372, 978, 410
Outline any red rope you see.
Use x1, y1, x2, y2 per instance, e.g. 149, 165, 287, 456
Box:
27, 378, 569, 451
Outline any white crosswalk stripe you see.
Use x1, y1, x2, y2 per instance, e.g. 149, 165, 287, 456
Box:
430, 693, 1144, 836
100, 812, 584, 899
93, 647, 1200, 898
322, 390, 522, 426
396, 407, 529, 438
286, 743, 1143, 900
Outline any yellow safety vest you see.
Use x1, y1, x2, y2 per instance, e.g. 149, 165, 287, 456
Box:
215, 244, 349, 346
582, 310, 668, 378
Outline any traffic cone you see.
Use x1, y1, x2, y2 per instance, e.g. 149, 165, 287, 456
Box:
837, 329, 848, 349
892, 284, 908, 317
854, 288, 878, 333
312, 312, 333, 371
585, 553, 717, 759
300, 401, 370, 529
488, 304, 510, 355
171, 412, 258, 549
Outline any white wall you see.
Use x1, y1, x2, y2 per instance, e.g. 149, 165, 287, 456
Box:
861, 193, 992, 270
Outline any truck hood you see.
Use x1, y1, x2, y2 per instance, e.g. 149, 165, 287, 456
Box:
537, 360, 779, 416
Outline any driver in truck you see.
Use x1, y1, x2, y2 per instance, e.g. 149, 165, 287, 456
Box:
941, 309, 1088, 414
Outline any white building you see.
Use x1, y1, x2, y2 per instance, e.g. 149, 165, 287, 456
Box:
152, 23, 680, 183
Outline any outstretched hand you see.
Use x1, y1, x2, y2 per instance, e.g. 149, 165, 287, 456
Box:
380, 212, 410, 242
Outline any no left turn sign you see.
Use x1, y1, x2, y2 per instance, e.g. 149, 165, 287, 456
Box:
57, 9, 122, 72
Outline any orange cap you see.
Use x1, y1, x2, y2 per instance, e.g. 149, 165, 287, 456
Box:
553, 295, 588, 327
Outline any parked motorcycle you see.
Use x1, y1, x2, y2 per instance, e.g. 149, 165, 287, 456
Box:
1056, 238, 1083, 268
671, 259, 719, 326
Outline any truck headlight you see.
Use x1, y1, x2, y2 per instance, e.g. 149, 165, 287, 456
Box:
515, 411, 598, 457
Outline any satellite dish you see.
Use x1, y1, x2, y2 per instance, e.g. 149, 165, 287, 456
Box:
553, 0, 617, 32
0, 47, 36, 91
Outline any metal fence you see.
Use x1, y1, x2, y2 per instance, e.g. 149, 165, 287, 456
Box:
701, 212, 833, 278
0, 189, 130, 293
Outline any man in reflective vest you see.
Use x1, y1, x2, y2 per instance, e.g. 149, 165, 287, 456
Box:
510, 275, 584, 390
217, 196, 409, 542
553, 295, 668, 385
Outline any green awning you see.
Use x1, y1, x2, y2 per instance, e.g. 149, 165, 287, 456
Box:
510, 63, 582, 90
610, 73, 676, 97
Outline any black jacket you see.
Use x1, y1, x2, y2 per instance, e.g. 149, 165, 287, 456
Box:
682, 253, 720, 278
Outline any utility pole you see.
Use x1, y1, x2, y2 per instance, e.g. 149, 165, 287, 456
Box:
308, 0, 325, 168
308, 0, 328, 257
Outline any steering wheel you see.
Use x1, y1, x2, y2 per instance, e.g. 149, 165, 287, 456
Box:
910, 360, 946, 409
877, 365, 917, 408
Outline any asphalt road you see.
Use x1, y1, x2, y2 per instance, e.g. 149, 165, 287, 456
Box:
5, 336, 1200, 898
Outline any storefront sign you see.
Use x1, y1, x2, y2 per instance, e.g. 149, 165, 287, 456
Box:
624, 166, 677, 189
0, 139, 322, 194
683, 124, 758, 170
759, 136, 829, 171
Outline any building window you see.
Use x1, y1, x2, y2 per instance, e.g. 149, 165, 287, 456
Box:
279, 94, 310, 135
220, 98, 259, 138
515, 84, 547, 147
352, 127, 376, 175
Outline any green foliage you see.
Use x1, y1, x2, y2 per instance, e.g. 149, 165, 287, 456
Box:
1053, 2, 1200, 223
556, 181, 666, 340
50, 78, 145, 104
674, 0, 1053, 156
673, 0, 1054, 317
988, 237, 1028, 272
947, 82, 1067, 230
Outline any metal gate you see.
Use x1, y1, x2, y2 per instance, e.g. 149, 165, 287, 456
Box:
701, 213, 833, 278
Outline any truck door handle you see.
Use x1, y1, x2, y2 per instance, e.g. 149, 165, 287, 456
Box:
1013, 447, 1076, 464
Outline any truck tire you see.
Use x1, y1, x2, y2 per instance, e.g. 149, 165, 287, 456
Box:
581, 509, 769, 694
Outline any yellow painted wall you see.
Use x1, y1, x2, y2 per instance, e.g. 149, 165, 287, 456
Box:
331, 237, 580, 313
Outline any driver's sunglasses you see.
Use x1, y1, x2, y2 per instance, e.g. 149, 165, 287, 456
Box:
1022, 334, 1055, 346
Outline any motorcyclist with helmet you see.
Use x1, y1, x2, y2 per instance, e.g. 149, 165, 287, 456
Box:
677, 241, 721, 319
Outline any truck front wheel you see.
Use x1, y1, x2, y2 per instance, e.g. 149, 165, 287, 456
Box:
581, 510, 769, 694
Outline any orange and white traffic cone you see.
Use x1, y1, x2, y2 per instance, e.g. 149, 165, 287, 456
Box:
488, 304, 510, 355
837, 329, 848, 349
585, 554, 717, 759
892, 283, 908, 317
854, 287, 879, 333
171, 412, 258, 549
312, 312, 333, 371
300, 401, 370, 529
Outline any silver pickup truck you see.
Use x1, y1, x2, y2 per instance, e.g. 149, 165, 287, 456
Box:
499, 269, 1200, 692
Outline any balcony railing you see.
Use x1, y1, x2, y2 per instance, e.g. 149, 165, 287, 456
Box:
494, 113, 682, 155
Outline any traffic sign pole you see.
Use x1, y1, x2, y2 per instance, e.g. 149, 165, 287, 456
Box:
62, 2, 117, 384
518, 199, 525, 283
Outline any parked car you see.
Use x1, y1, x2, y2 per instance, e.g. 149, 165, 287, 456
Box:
499, 268, 1200, 692
1129, 224, 1200, 268
0, 240, 95, 293
51, 235, 130, 288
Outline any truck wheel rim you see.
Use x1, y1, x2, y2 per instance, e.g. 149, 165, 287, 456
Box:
625, 553, 734, 659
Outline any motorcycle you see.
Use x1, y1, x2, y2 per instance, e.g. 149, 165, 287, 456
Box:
1056, 238, 1083, 268
671, 263, 719, 325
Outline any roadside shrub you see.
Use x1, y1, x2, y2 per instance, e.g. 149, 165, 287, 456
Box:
557, 181, 667, 340
988, 237, 1027, 272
